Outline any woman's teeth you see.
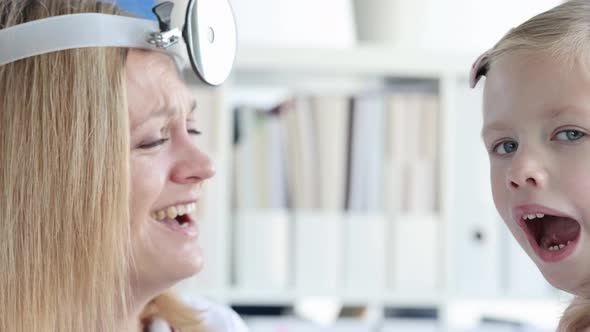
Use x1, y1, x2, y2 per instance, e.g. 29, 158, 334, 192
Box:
151, 203, 196, 221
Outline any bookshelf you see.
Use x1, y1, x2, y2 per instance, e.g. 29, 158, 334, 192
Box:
232, 45, 473, 77
175, 45, 566, 331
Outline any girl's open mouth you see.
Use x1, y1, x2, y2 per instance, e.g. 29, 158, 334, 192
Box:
518, 210, 581, 263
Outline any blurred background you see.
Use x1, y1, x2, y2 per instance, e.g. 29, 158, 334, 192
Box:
121, 0, 571, 331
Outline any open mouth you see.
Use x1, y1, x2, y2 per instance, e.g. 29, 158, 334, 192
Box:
173, 214, 192, 227
151, 202, 198, 235
155, 213, 195, 231
521, 212, 580, 262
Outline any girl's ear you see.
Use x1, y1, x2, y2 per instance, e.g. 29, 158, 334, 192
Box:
470, 50, 491, 88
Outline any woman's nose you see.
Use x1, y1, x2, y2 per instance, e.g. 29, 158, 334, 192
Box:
506, 148, 547, 190
170, 141, 216, 184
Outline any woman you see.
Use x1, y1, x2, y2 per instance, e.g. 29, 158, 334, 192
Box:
0, 1, 247, 331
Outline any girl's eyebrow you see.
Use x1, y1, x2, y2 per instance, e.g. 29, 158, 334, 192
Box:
481, 123, 508, 139
548, 106, 590, 120
481, 106, 590, 139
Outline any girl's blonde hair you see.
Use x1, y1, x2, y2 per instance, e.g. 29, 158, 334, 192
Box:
471, 1, 590, 331
471, 0, 590, 88
0, 1, 204, 331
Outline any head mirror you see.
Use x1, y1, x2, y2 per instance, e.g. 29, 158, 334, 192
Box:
0, 0, 237, 86
152, 0, 237, 85
184, 0, 237, 86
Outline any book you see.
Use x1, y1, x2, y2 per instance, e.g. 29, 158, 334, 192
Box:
311, 95, 350, 211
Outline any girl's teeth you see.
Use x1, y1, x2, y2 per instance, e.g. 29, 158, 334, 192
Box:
547, 242, 570, 251
522, 213, 545, 220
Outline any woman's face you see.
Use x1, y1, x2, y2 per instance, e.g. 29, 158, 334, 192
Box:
126, 50, 214, 292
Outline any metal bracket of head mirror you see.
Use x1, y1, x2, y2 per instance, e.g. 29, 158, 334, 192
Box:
0, 0, 237, 86
149, 2, 182, 49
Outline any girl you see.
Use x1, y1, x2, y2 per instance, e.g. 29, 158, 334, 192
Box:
471, 0, 590, 330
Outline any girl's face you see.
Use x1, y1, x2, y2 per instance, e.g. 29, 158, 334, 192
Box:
126, 50, 215, 293
482, 51, 590, 296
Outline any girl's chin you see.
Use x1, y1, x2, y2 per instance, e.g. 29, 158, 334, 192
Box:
537, 265, 590, 297
554, 281, 590, 298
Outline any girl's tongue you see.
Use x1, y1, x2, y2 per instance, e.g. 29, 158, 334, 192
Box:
526, 215, 580, 250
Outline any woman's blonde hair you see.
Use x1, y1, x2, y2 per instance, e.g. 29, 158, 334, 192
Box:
471, 1, 590, 331
0, 1, 204, 331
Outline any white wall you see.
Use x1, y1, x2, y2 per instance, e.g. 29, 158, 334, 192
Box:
227, 0, 562, 53
407, 0, 562, 52
228, 0, 357, 48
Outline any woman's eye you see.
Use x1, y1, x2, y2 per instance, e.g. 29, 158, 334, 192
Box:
493, 140, 518, 155
138, 138, 169, 150
188, 129, 202, 136
554, 129, 585, 141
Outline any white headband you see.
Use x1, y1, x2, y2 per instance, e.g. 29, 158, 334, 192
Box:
0, 0, 237, 86
0, 13, 188, 71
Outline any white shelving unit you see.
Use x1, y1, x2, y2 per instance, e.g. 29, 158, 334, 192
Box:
233, 46, 473, 76
176, 45, 566, 331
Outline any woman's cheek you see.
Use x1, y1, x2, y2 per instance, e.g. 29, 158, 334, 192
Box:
130, 157, 167, 225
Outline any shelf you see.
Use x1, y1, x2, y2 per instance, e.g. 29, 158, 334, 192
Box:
233, 44, 478, 78
182, 286, 563, 311
193, 287, 445, 308
178, 41, 564, 332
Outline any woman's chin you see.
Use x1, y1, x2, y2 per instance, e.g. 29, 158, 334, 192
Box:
132, 254, 203, 297
147, 217, 204, 276
129, 215, 205, 295
131, 241, 204, 293
161, 243, 204, 281
179, 251, 204, 277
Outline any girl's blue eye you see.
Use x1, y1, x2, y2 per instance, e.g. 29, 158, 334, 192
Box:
493, 140, 518, 155
555, 129, 585, 141
138, 138, 169, 150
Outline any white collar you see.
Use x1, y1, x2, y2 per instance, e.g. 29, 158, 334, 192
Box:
147, 317, 175, 332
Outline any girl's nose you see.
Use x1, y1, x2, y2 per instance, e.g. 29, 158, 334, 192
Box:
506, 148, 547, 190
